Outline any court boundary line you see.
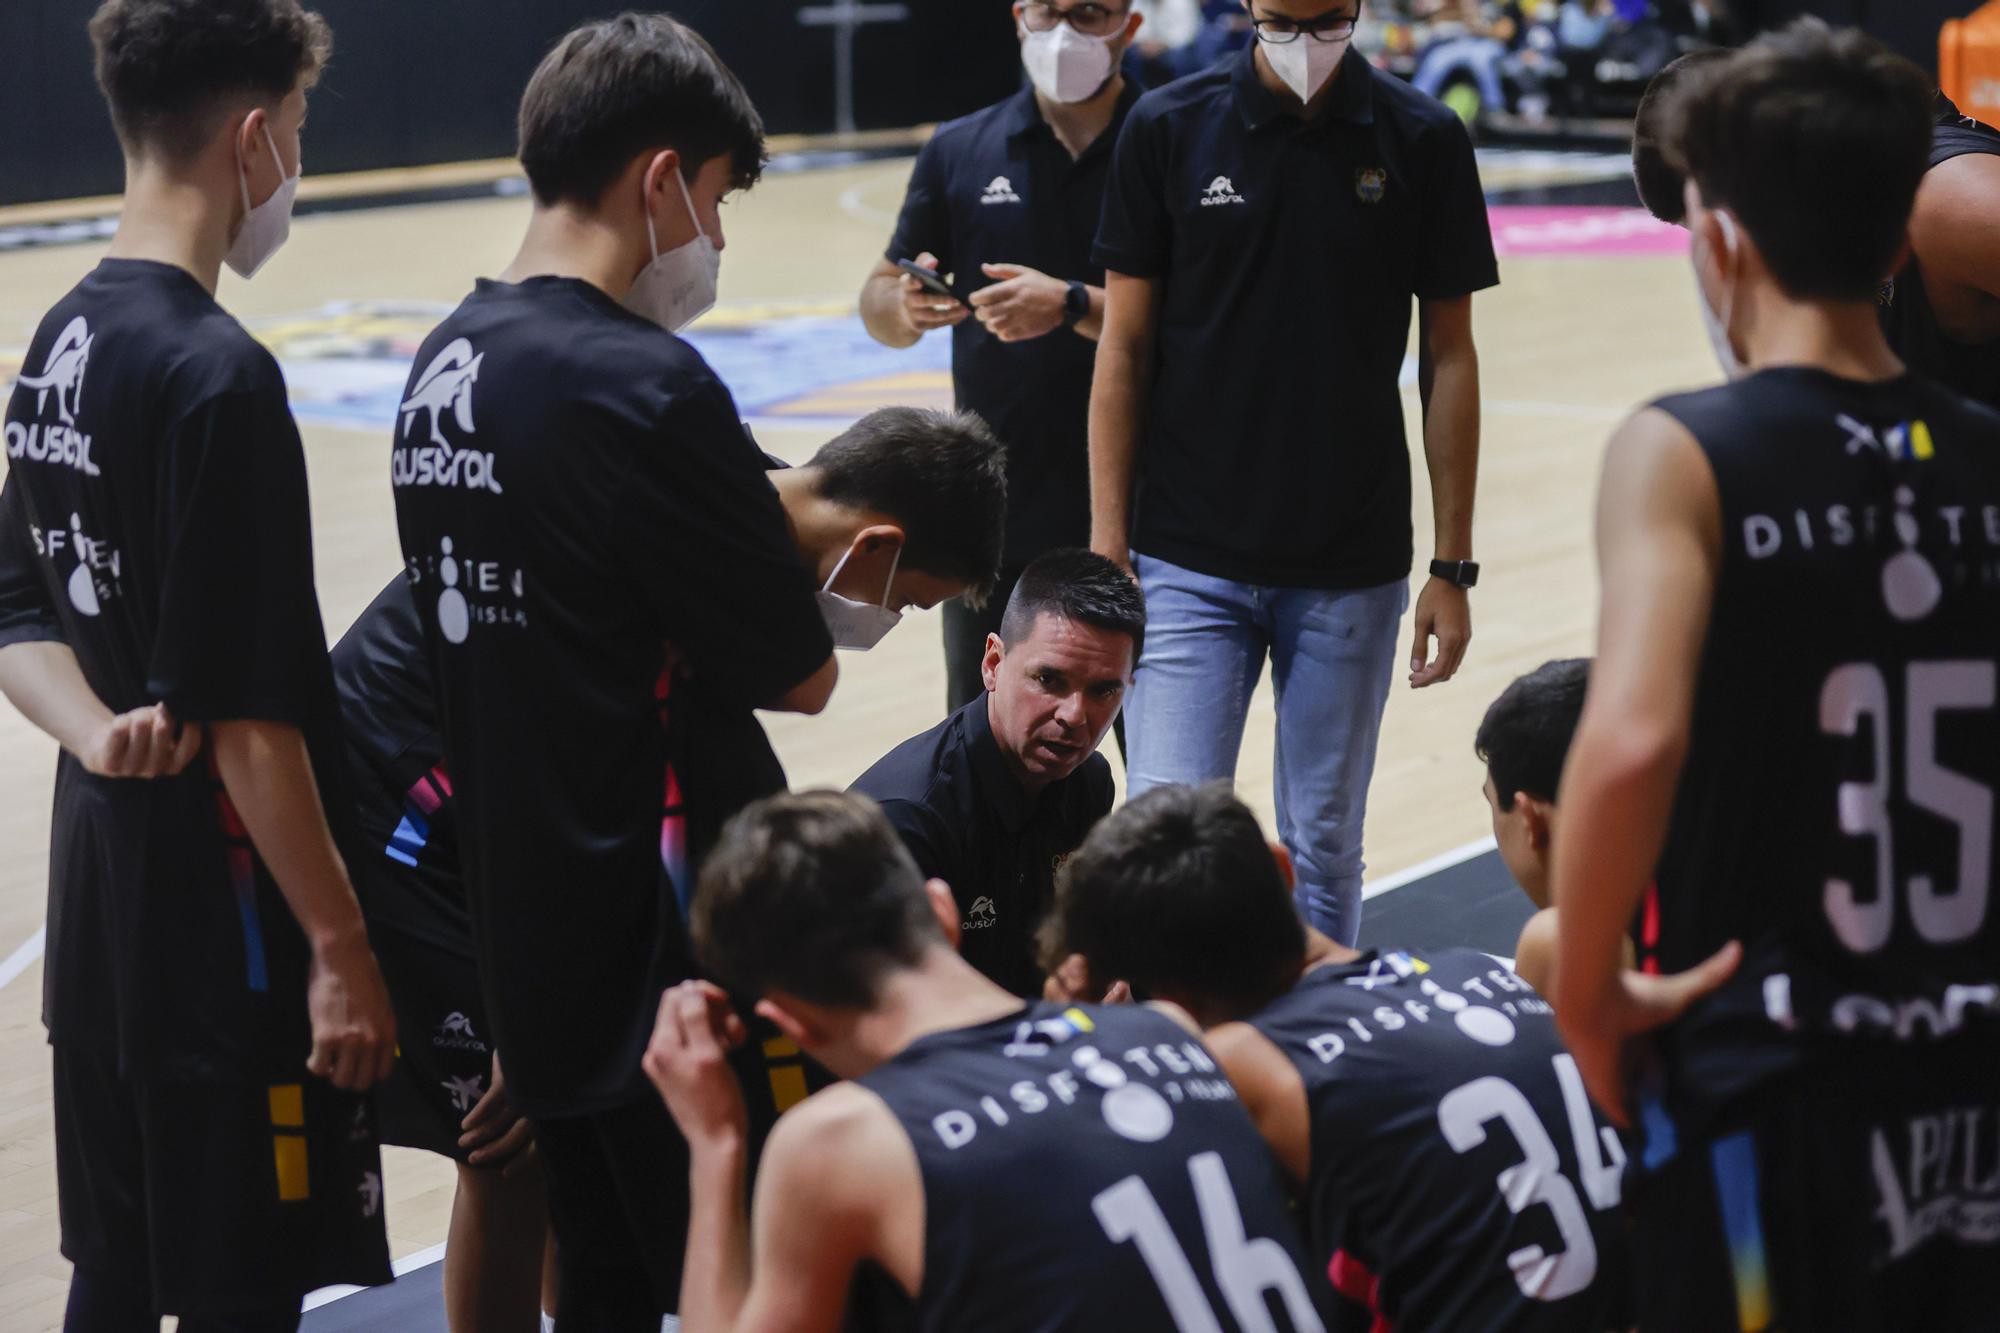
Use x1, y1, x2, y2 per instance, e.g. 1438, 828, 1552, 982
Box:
0, 925, 44, 990
1361, 836, 1498, 900
303, 1242, 450, 1312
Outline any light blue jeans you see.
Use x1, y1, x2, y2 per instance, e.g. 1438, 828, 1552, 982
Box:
1125, 554, 1409, 945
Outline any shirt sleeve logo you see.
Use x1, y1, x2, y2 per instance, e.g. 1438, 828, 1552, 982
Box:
1199, 175, 1247, 206
980, 175, 1023, 205
1355, 167, 1389, 205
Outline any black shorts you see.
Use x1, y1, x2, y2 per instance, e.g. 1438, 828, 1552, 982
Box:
1630, 1033, 2000, 1332
371, 924, 494, 1162
53, 1042, 391, 1316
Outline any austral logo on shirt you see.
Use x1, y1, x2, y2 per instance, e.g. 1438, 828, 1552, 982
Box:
964, 895, 998, 930
980, 175, 1022, 205
5, 316, 99, 476
391, 338, 503, 494
432, 1010, 489, 1054
1200, 175, 1246, 207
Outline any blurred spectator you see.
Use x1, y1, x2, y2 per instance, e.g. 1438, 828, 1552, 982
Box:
1411, 2, 1523, 117
1128, 0, 1199, 82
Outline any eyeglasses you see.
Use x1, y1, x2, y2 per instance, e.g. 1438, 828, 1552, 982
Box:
1251, 14, 1359, 43
1017, 2, 1130, 38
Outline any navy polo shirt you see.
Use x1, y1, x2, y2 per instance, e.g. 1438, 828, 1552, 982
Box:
1095, 45, 1498, 588
849, 695, 1114, 997
887, 82, 1141, 565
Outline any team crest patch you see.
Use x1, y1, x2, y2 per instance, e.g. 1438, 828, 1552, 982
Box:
1355, 167, 1388, 204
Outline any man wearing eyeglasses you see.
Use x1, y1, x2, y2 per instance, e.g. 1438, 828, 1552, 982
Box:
860, 0, 1146, 714
1089, 0, 1497, 946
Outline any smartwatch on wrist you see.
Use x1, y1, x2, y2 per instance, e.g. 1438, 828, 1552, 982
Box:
1429, 559, 1480, 589
1062, 281, 1090, 328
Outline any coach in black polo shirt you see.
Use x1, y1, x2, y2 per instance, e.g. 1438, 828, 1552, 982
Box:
1089, 0, 1497, 947
850, 549, 1141, 994
860, 0, 1145, 711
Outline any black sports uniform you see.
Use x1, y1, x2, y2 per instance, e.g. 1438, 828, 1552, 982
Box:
390, 275, 831, 1313
855, 1001, 1333, 1331
1249, 948, 1629, 1333
1878, 93, 2000, 414
0, 260, 390, 1314
1633, 369, 2000, 1330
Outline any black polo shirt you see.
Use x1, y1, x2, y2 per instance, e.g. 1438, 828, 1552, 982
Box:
849, 696, 1114, 997
1095, 45, 1498, 588
887, 81, 1141, 565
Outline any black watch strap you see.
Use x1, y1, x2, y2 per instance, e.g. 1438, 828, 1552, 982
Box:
1063, 281, 1090, 327
1429, 559, 1479, 589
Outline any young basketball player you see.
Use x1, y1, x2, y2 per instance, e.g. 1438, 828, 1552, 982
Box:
389, 16, 852, 1327
0, 1, 396, 1326
644, 790, 1332, 1332
1044, 785, 1631, 1331
1553, 21, 2000, 1329
336, 407, 1005, 1331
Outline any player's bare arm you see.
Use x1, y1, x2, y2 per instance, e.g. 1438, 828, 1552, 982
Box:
1549, 407, 1740, 1125
1203, 1021, 1313, 1185
1087, 270, 1161, 576
210, 719, 397, 1091
1908, 152, 2000, 342
0, 641, 201, 778
1411, 293, 1479, 689
648, 981, 922, 1333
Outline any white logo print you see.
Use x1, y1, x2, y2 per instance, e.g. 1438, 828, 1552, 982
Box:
964, 895, 998, 930
443, 1073, 486, 1113
27, 512, 121, 617
1074, 1045, 1175, 1143
980, 175, 1022, 205
392, 338, 502, 494
357, 1171, 383, 1219
1882, 486, 1943, 622
432, 1010, 488, 1052
6, 316, 100, 476
1200, 175, 1246, 207
436, 537, 470, 644
401, 338, 482, 448
17, 316, 92, 426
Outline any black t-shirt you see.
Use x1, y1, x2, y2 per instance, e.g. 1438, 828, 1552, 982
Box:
887, 82, 1140, 565
1646, 369, 2000, 1133
391, 276, 832, 1117
1095, 46, 1498, 587
849, 697, 1114, 997
0, 259, 350, 1082
856, 1001, 1333, 1331
1250, 949, 1630, 1332
1878, 94, 2000, 415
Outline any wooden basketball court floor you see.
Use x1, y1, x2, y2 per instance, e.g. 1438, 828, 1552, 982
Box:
0, 144, 1715, 1327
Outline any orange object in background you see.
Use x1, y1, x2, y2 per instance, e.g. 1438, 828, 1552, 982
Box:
1942, 1, 2000, 127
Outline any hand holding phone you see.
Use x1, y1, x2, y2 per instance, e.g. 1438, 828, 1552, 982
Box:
896, 257, 971, 309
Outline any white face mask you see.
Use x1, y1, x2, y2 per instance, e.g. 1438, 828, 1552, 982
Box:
1260, 33, 1349, 103
1021, 23, 1117, 104
817, 541, 903, 651
224, 126, 300, 280
1696, 209, 1746, 381
626, 167, 720, 334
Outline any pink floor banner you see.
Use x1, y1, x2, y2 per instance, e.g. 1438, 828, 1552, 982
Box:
1489, 205, 1690, 258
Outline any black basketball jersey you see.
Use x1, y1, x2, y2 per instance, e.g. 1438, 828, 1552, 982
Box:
1878, 94, 2000, 414
856, 1001, 1332, 1332
1647, 369, 2000, 1127
1249, 949, 1629, 1333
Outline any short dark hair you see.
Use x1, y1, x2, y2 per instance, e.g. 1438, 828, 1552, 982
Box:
518, 12, 766, 207
1475, 658, 1589, 812
809, 408, 1008, 608
999, 549, 1146, 664
692, 791, 939, 1008
1043, 784, 1305, 1016
1663, 19, 1932, 301
1631, 48, 1730, 224
89, 0, 331, 157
